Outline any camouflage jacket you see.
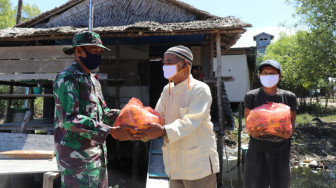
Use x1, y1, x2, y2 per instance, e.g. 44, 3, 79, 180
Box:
53, 61, 119, 171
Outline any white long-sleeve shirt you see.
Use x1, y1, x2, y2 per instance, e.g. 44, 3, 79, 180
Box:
155, 75, 220, 180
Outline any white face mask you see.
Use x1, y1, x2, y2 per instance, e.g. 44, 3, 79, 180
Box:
163, 61, 184, 79
260, 75, 279, 88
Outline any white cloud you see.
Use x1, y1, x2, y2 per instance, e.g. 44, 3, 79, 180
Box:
233, 26, 299, 48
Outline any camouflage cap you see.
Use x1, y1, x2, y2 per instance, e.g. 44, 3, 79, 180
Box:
63, 31, 110, 55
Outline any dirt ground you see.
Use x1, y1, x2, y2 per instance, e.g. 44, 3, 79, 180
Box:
290, 119, 336, 168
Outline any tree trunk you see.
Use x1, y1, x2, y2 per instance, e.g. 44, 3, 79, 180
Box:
16, 0, 23, 24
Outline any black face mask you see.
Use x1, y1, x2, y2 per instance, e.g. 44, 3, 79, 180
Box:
79, 47, 102, 70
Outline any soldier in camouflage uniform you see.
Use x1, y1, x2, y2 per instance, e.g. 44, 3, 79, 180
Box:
53, 31, 136, 188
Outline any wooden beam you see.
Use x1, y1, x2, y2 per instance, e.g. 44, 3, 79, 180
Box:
209, 35, 214, 76
215, 30, 224, 187
0, 45, 72, 59
0, 94, 54, 99
20, 111, 32, 133
0, 132, 55, 151
0, 74, 58, 81
0, 81, 51, 87
216, 31, 224, 132
0, 73, 107, 81
43, 172, 60, 188
0, 59, 73, 73
115, 38, 121, 108
222, 48, 247, 55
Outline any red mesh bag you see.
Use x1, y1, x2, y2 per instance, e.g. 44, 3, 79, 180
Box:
113, 98, 164, 136
246, 102, 292, 138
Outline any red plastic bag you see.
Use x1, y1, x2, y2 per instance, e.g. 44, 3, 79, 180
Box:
246, 102, 292, 138
113, 98, 164, 136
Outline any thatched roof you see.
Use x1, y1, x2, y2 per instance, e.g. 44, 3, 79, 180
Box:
17, 0, 218, 28
1, 0, 251, 51
0, 17, 249, 39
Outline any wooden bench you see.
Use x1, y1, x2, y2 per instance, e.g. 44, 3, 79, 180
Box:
0, 116, 54, 134
0, 132, 59, 188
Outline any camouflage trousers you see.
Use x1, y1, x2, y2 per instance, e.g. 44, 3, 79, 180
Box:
61, 166, 108, 188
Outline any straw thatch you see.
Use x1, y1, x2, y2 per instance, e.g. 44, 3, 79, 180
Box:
17, 0, 217, 28
1, 0, 251, 51
0, 17, 249, 40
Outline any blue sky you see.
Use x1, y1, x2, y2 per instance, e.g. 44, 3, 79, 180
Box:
10, 0, 300, 46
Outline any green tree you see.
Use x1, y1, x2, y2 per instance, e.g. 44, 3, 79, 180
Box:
289, 0, 336, 34
288, 0, 336, 87
264, 29, 336, 107
0, 0, 40, 29
264, 31, 319, 97
14, 3, 40, 23
0, 0, 15, 29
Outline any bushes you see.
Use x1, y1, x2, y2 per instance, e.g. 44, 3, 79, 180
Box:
297, 101, 335, 116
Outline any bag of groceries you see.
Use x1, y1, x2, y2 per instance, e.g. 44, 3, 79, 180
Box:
113, 98, 164, 136
246, 102, 292, 138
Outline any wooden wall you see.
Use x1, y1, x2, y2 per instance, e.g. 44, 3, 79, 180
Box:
0, 45, 73, 80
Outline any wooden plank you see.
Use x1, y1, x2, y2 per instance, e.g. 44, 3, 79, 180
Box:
0, 158, 59, 175
0, 133, 58, 175
222, 48, 247, 55
0, 133, 55, 151
0, 73, 107, 81
0, 45, 72, 59
0, 94, 54, 99
20, 111, 32, 133
0, 126, 54, 131
0, 81, 50, 87
0, 150, 54, 159
0, 73, 58, 81
0, 118, 54, 131
0, 59, 73, 73
103, 45, 149, 60
43, 172, 60, 188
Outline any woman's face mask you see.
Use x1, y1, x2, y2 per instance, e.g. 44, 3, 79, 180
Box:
260, 74, 279, 88
79, 47, 102, 70
163, 60, 185, 79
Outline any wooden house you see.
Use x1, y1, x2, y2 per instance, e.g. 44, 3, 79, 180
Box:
0, 0, 251, 112
253, 32, 274, 54
0, 0, 252, 186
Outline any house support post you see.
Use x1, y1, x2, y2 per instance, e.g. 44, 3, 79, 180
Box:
215, 31, 224, 187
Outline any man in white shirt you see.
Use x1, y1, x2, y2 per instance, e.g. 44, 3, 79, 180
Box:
135, 45, 219, 188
